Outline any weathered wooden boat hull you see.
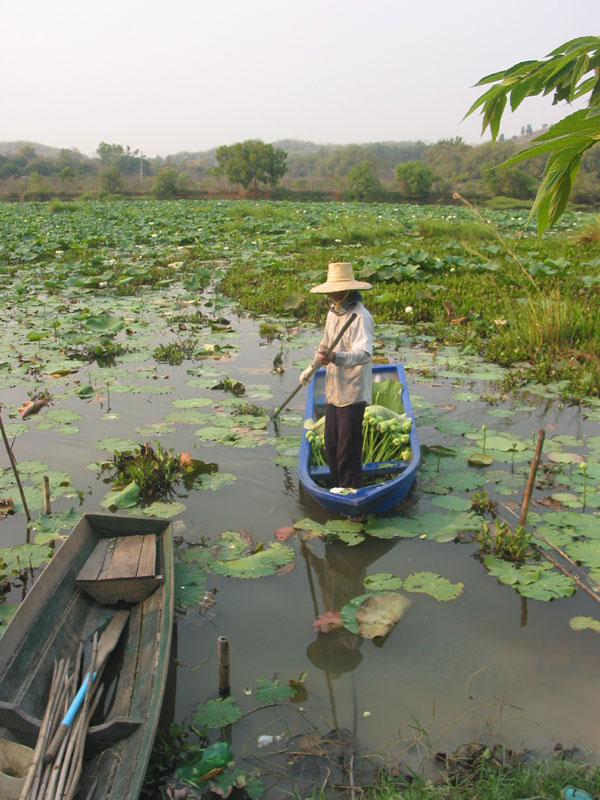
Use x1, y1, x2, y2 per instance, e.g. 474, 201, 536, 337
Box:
0, 513, 174, 799
298, 364, 421, 516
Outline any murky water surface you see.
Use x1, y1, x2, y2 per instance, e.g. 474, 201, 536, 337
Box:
2, 304, 600, 794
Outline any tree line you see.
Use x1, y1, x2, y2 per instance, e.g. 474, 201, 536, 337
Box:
1, 134, 599, 207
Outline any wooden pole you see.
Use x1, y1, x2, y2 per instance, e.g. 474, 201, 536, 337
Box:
217, 636, 230, 697
519, 429, 545, 526
0, 410, 31, 523
42, 476, 51, 515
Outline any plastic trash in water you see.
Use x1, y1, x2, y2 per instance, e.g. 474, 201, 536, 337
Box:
562, 787, 594, 800
257, 734, 285, 748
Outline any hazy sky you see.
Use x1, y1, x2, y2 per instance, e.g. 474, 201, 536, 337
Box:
2, 0, 594, 157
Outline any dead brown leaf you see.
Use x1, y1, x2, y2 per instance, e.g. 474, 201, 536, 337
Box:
313, 611, 344, 633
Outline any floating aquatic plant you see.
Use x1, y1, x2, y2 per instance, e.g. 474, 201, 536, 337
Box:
98, 441, 218, 502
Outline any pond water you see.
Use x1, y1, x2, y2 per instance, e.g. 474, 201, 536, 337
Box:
2, 291, 600, 796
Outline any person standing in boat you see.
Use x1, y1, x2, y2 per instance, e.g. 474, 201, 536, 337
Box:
301, 262, 374, 490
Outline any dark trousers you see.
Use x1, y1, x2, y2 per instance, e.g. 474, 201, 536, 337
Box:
324, 402, 366, 489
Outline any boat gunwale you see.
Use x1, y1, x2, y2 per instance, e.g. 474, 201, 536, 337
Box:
298, 363, 421, 515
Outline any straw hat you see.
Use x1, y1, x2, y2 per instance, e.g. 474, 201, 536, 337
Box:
310, 262, 372, 294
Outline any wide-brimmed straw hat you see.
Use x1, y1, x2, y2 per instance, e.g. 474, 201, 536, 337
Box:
310, 262, 372, 294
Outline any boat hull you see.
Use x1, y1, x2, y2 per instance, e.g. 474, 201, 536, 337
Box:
0, 513, 174, 800
298, 364, 420, 517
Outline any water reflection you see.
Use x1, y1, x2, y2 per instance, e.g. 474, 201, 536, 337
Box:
303, 537, 397, 681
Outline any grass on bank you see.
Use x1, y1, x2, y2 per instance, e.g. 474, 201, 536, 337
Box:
365, 756, 600, 800
217, 208, 600, 402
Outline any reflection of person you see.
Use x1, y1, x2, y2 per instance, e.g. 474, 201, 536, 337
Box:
301, 262, 373, 489
303, 538, 395, 678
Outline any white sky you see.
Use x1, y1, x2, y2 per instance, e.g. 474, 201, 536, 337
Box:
1, 0, 595, 157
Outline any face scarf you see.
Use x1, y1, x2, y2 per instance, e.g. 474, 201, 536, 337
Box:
329, 291, 350, 314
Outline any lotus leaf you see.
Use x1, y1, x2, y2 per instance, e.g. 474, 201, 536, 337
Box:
355, 593, 412, 638
46, 408, 82, 424
435, 420, 477, 435
403, 571, 464, 601
0, 604, 19, 628
172, 397, 213, 408
0, 543, 54, 573
569, 616, 600, 634
195, 472, 237, 491
364, 573, 404, 592
467, 452, 494, 467
370, 380, 405, 414
139, 500, 187, 517
484, 555, 520, 585
340, 592, 377, 634
84, 312, 125, 334
430, 495, 472, 512
324, 519, 365, 546
30, 508, 82, 538
211, 543, 294, 579
547, 451, 585, 465
564, 540, 600, 568
96, 437, 141, 453
550, 492, 582, 509
193, 697, 242, 728
174, 563, 207, 608
255, 678, 296, 702
435, 471, 489, 491
293, 518, 326, 535
365, 516, 421, 539
516, 569, 576, 601
101, 481, 140, 509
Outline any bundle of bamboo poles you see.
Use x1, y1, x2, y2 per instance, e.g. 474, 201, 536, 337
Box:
18, 633, 102, 800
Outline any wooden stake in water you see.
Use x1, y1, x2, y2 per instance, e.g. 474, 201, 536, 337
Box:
519, 428, 545, 526
218, 636, 230, 697
43, 476, 51, 515
0, 409, 31, 523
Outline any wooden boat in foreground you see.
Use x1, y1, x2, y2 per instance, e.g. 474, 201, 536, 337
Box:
0, 513, 174, 799
298, 363, 421, 517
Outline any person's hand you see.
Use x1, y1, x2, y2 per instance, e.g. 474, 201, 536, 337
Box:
299, 366, 314, 385
318, 350, 335, 366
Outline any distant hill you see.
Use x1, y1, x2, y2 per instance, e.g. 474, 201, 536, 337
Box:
0, 141, 65, 158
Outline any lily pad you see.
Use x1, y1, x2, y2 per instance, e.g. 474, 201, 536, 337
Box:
569, 616, 600, 634
340, 592, 377, 634
255, 678, 296, 702
355, 593, 412, 639
403, 571, 464, 601
211, 543, 294, 579
364, 573, 404, 592
193, 697, 242, 728
468, 452, 494, 467
101, 481, 141, 510
174, 562, 207, 608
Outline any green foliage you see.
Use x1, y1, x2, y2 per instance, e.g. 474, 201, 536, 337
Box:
402, 571, 464, 601
193, 697, 242, 728
465, 35, 600, 234
97, 141, 125, 164
98, 441, 216, 503
473, 520, 533, 563
215, 140, 287, 192
345, 160, 382, 200
152, 167, 180, 199
395, 160, 436, 198
98, 164, 122, 194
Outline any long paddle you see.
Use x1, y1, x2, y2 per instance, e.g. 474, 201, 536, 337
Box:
272, 311, 357, 419
43, 609, 130, 764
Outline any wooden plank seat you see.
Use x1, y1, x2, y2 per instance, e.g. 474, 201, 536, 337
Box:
76, 534, 162, 604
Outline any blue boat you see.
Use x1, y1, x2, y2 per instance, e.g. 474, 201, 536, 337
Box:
298, 363, 420, 517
